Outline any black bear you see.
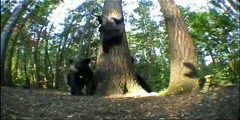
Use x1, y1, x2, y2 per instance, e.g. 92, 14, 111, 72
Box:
94, 15, 124, 53
132, 57, 152, 93
66, 58, 95, 96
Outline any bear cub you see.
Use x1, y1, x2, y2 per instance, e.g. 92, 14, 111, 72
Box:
66, 58, 95, 96
94, 15, 124, 53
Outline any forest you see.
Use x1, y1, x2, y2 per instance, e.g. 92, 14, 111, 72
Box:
1, 0, 239, 119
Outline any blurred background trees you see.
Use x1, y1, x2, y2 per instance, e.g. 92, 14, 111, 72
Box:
1, 0, 239, 92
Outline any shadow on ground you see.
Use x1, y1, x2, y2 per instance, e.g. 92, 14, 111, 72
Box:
1, 84, 239, 119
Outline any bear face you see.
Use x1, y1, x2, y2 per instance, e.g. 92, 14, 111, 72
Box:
66, 58, 95, 96
94, 15, 124, 53
68, 58, 91, 73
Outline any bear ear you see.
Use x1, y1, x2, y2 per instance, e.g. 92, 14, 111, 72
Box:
82, 58, 91, 64
93, 15, 123, 25
112, 17, 124, 25
68, 59, 74, 64
93, 15, 107, 25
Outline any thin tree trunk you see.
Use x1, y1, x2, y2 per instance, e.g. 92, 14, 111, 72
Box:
33, 44, 40, 88
53, 50, 60, 89
1, 9, 11, 31
23, 48, 30, 87
13, 49, 20, 81
31, 59, 35, 85
145, 48, 154, 81
95, 0, 146, 96
158, 0, 199, 94
53, 37, 64, 89
33, 28, 44, 88
5, 32, 19, 84
147, 48, 155, 82
21, 40, 32, 87
48, 54, 54, 81
56, 36, 68, 88
44, 42, 51, 88
43, 24, 54, 89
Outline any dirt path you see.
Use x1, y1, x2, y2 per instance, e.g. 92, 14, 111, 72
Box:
1, 85, 239, 119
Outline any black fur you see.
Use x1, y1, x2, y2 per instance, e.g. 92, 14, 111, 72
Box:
94, 15, 124, 53
132, 57, 152, 93
66, 58, 95, 96
136, 73, 152, 93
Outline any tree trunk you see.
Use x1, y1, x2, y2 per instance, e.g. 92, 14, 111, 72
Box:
1, 0, 32, 85
145, 47, 154, 82
43, 24, 54, 89
43, 32, 51, 88
23, 48, 30, 87
1, 9, 11, 31
48, 53, 54, 83
33, 27, 44, 88
21, 39, 33, 87
53, 35, 67, 89
94, 0, 146, 96
13, 49, 20, 82
5, 32, 19, 85
33, 42, 40, 88
158, 0, 199, 94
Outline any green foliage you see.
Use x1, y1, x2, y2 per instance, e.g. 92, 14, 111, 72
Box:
126, 0, 170, 92
2, 0, 239, 90
181, 6, 239, 85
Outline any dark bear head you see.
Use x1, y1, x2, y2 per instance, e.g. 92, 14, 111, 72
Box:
68, 58, 91, 73
94, 15, 123, 28
94, 15, 123, 38
69, 58, 93, 80
94, 15, 124, 53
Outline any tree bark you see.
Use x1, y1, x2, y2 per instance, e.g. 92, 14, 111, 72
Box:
1, 9, 11, 31
43, 31, 51, 88
33, 39, 41, 88
53, 35, 67, 89
94, 0, 146, 96
13, 49, 20, 82
158, 0, 199, 94
43, 23, 55, 89
53, 44, 61, 89
23, 48, 30, 87
5, 31, 19, 85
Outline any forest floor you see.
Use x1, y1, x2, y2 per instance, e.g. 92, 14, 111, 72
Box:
1, 84, 239, 120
